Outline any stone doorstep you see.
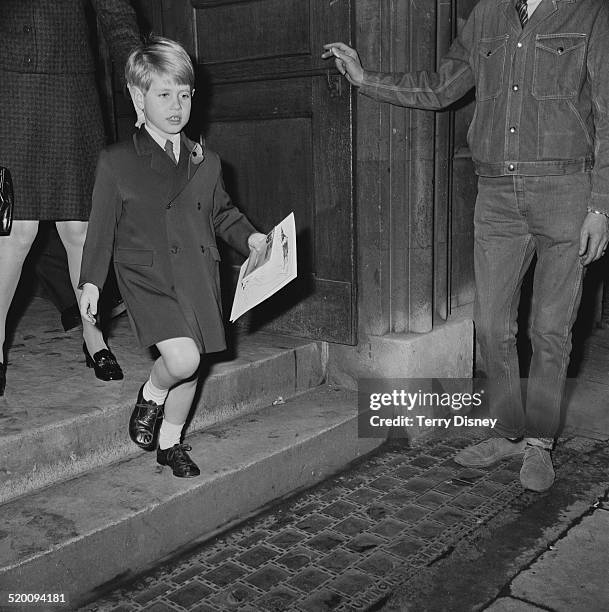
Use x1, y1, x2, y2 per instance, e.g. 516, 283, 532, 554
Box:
0, 385, 382, 609
0, 338, 325, 505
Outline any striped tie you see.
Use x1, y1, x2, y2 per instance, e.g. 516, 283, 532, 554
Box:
516, 0, 528, 27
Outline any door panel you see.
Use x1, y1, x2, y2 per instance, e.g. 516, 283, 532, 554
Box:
196, 1, 309, 61
193, 0, 356, 343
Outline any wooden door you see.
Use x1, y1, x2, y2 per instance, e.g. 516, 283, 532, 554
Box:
449, 0, 478, 311
185, 0, 356, 344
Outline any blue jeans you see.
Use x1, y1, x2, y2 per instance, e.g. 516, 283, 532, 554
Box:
474, 173, 588, 443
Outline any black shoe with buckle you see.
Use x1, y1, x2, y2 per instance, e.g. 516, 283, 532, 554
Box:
157, 443, 200, 478
83, 342, 124, 381
129, 385, 164, 451
0, 362, 5, 396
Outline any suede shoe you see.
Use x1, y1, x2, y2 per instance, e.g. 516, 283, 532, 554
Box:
129, 385, 164, 451
520, 444, 555, 492
454, 437, 526, 468
157, 443, 200, 478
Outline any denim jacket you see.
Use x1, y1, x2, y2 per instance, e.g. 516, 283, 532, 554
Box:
359, 0, 609, 213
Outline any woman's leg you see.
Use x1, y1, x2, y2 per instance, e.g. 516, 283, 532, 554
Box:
55, 220, 107, 354
0, 220, 39, 358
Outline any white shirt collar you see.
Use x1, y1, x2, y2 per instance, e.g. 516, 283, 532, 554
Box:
144, 124, 181, 162
526, 0, 543, 17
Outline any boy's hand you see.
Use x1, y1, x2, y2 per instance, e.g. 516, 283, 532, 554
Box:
248, 232, 267, 255
79, 283, 100, 324
322, 43, 364, 86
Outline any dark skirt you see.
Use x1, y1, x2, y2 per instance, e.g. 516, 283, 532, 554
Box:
0, 70, 106, 221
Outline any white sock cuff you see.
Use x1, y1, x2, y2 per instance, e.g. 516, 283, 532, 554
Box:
158, 420, 184, 450
143, 378, 169, 405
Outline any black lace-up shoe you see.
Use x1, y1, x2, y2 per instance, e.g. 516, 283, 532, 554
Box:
129, 385, 164, 451
157, 443, 200, 478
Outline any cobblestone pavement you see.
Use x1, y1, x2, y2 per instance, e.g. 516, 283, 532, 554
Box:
78, 432, 597, 612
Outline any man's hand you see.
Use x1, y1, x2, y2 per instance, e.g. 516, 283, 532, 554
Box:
579, 212, 609, 265
79, 283, 100, 325
321, 42, 364, 86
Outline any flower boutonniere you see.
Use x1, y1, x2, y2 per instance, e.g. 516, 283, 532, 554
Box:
191, 141, 206, 165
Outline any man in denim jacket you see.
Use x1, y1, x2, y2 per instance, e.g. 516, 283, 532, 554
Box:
324, 0, 609, 492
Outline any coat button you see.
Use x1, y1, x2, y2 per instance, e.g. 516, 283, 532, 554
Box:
166, 203, 171, 209
508, 163, 515, 171
170, 246, 178, 254
23, 25, 31, 33
509, 126, 517, 133
557, 47, 564, 54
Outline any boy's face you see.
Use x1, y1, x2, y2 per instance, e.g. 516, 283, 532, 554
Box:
134, 73, 193, 140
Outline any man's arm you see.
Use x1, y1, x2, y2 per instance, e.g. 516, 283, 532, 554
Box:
323, 14, 475, 110
579, 4, 609, 265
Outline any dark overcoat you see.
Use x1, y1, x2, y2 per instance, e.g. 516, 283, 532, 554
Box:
0, 0, 139, 220
79, 128, 256, 353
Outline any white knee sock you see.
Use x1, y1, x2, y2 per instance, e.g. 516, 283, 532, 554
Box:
158, 420, 184, 450
142, 378, 169, 405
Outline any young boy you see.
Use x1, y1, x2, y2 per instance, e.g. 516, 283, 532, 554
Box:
79, 36, 266, 478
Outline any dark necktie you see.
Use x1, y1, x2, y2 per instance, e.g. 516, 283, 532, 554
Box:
164, 139, 177, 165
516, 0, 528, 27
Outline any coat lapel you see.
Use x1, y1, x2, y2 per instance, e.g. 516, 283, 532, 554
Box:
133, 127, 174, 177
133, 128, 208, 206
501, 0, 523, 36
166, 134, 207, 204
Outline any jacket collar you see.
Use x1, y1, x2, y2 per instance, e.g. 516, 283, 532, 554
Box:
499, 0, 571, 39
133, 127, 205, 178
133, 127, 206, 203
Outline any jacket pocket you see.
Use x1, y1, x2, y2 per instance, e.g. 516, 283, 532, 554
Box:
476, 35, 508, 101
114, 248, 153, 266
532, 34, 587, 100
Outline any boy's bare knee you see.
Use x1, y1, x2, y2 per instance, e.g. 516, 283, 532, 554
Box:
165, 348, 200, 380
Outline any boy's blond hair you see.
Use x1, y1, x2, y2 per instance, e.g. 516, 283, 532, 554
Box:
125, 35, 194, 91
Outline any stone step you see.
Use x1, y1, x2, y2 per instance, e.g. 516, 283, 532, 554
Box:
0, 323, 326, 504
0, 385, 382, 608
